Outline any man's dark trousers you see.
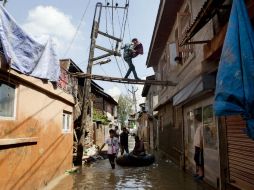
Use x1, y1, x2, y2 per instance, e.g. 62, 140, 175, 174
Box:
124, 56, 139, 79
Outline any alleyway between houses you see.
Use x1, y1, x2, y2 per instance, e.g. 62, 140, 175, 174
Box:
52, 136, 213, 190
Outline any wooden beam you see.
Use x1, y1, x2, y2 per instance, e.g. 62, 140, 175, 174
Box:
186, 40, 210, 45
71, 73, 177, 86
98, 30, 122, 42
203, 24, 227, 61
0, 137, 38, 146
90, 53, 112, 62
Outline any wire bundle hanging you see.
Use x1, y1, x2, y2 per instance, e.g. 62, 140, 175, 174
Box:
103, 0, 133, 95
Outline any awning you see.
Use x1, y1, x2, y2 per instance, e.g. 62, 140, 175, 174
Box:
173, 74, 215, 106
180, 0, 226, 46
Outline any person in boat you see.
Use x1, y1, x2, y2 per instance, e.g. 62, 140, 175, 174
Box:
100, 129, 119, 169
132, 135, 145, 156
122, 38, 143, 80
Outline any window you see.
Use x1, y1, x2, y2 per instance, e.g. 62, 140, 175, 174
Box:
203, 105, 217, 149
187, 110, 195, 144
169, 43, 178, 66
186, 105, 217, 149
0, 81, 16, 119
111, 106, 114, 116
177, 4, 194, 63
62, 112, 72, 133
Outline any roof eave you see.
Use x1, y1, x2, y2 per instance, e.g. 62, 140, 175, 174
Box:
146, 0, 184, 68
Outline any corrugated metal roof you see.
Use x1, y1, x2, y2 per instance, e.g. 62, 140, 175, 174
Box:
180, 0, 226, 46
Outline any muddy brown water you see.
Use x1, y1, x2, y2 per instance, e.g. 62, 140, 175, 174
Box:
53, 136, 211, 190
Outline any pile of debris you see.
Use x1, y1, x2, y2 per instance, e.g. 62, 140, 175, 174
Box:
82, 145, 106, 164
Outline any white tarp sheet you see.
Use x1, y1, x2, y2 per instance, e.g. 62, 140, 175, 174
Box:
0, 5, 60, 81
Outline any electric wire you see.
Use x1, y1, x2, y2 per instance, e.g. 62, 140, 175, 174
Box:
104, 5, 126, 76
104, 1, 134, 97
126, 14, 132, 41
111, 0, 114, 36
104, 2, 131, 95
63, 0, 91, 57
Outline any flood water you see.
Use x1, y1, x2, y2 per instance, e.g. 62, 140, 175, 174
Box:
53, 136, 211, 190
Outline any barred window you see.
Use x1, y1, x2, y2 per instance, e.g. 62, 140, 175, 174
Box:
62, 111, 72, 133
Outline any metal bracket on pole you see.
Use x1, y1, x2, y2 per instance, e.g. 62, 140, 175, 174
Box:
91, 53, 112, 62
95, 45, 117, 54
98, 31, 122, 42
91, 34, 122, 62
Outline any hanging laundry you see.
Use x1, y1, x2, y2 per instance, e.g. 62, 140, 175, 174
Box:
0, 5, 60, 81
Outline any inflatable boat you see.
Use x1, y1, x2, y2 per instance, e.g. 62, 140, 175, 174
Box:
116, 154, 155, 167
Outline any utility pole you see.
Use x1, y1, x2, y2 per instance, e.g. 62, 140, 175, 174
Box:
128, 86, 138, 113
76, 2, 122, 165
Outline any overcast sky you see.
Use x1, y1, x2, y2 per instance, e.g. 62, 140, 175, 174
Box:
4, 0, 159, 104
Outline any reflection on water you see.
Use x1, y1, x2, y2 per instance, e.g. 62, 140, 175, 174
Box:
53, 136, 209, 190
54, 157, 208, 190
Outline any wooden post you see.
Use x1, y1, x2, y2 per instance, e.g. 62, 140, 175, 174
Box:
76, 3, 102, 165
75, 2, 122, 165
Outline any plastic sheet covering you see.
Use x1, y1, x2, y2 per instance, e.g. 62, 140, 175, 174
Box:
214, 0, 254, 139
0, 5, 60, 81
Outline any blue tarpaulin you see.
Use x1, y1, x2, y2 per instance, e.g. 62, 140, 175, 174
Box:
0, 5, 60, 81
214, 0, 254, 139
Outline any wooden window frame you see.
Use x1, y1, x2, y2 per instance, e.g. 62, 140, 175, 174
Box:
0, 80, 17, 120
176, 4, 194, 64
62, 111, 72, 133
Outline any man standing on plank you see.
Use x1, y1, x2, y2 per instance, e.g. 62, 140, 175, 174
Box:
122, 38, 143, 80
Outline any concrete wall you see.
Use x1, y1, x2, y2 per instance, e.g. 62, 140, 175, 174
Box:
157, 103, 183, 164
137, 113, 149, 150
94, 124, 109, 147
150, 0, 227, 187
154, 0, 215, 108
0, 69, 74, 190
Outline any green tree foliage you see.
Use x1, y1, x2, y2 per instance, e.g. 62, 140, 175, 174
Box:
93, 109, 110, 125
117, 95, 133, 127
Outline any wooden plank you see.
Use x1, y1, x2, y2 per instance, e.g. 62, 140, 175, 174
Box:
230, 174, 254, 190
228, 140, 254, 148
203, 24, 227, 61
228, 148, 254, 156
71, 73, 177, 86
229, 158, 254, 169
228, 145, 254, 154
230, 167, 254, 184
0, 137, 38, 146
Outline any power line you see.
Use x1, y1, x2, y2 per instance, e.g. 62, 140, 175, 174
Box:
99, 62, 131, 96
120, 1, 129, 42
126, 14, 132, 41
104, 0, 109, 33
111, 0, 114, 36
104, 4, 127, 76
63, 0, 91, 57
116, 7, 127, 42
103, 1, 132, 95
